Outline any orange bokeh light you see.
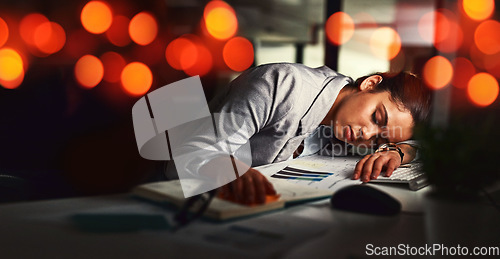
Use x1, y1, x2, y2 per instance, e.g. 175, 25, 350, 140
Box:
451, 57, 476, 89
223, 37, 254, 72
423, 56, 453, 90
129, 12, 158, 46
19, 13, 49, 46
75, 55, 104, 88
474, 20, 500, 55
33, 22, 66, 55
165, 36, 198, 71
0, 69, 24, 89
81, 1, 113, 34
0, 17, 8, 48
463, 0, 494, 21
369, 27, 401, 60
325, 12, 354, 46
204, 1, 238, 40
100, 51, 126, 83
0, 48, 24, 89
105, 15, 131, 47
467, 72, 499, 107
121, 62, 152, 96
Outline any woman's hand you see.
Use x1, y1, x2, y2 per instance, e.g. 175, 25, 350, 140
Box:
353, 144, 417, 182
218, 168, 277, 205
352, 151, 401, 182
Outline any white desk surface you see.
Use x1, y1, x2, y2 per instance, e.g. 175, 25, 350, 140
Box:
1, 156, 498, 259
0, 184, 431, 259
2, 185, 499, 258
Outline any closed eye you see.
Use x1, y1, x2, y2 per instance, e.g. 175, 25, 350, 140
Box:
372, 111, 379, 125
371, 110, 388, 146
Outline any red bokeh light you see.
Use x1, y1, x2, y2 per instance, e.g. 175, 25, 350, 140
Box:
451, 57, 476, 89
165, 35, 213, 76
483, 51, 500, 79
132, 37, 165, 66
434, 10, 463, 53
474, 20, 500, 55
223, 37, 254, 72
184, 42, 213, 77
33, 21, 66, 55
19, 13, 49, 46
65, 29, 99, 59
0, 17, 8, 48
106, 15, 131, 47
100, 51, 126, 83
469, 43, 487, 70
165, 35, 198, 71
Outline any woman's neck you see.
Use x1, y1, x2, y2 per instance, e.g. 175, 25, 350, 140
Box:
320, 86, 356, 125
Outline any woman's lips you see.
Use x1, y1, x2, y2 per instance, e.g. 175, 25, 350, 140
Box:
344, 126, 353, 142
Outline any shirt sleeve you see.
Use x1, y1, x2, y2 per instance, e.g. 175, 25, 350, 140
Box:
397, 139, 421, 162
166, 64, 301, 181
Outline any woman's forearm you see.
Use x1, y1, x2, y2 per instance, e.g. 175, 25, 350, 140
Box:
397, 143, 417, 164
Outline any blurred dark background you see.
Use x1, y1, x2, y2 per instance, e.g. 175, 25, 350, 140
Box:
0, 0, 499, 201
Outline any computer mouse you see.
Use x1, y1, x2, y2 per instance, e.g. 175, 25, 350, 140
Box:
330, 185, 401, 216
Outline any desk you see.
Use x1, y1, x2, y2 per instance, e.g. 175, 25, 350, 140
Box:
0, 184, 432, 259
1, 173, 499, 258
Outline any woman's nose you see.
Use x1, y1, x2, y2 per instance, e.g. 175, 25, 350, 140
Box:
361, 125, 378, 140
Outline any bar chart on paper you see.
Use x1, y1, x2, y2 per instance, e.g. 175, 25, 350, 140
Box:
259, 155, 363, 191
271, 167, 333, 181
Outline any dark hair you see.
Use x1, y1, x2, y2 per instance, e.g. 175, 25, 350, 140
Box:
353, 72, 432, 125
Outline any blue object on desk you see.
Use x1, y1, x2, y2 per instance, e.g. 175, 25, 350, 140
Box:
330, 185, 401, 216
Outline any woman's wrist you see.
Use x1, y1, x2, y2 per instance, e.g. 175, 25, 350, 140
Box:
396, 144, 417, 164
375, 143, 404, 163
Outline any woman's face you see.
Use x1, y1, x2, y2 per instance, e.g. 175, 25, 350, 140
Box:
331, 77, 414, 148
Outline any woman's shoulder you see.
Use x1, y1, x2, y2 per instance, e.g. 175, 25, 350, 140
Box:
250, 62, 335, 75
242, 62, 303, 78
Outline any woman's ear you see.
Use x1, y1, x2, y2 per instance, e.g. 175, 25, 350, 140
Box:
359, 75, 383, 91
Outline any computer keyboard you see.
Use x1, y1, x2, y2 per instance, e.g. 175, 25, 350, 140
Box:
370, 163, 429, 191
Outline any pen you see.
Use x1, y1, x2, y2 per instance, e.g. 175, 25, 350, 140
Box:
172, 189, 217, 231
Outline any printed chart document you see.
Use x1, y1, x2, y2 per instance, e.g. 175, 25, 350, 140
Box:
133, 155, 361, 221
258, 155, 362, 192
